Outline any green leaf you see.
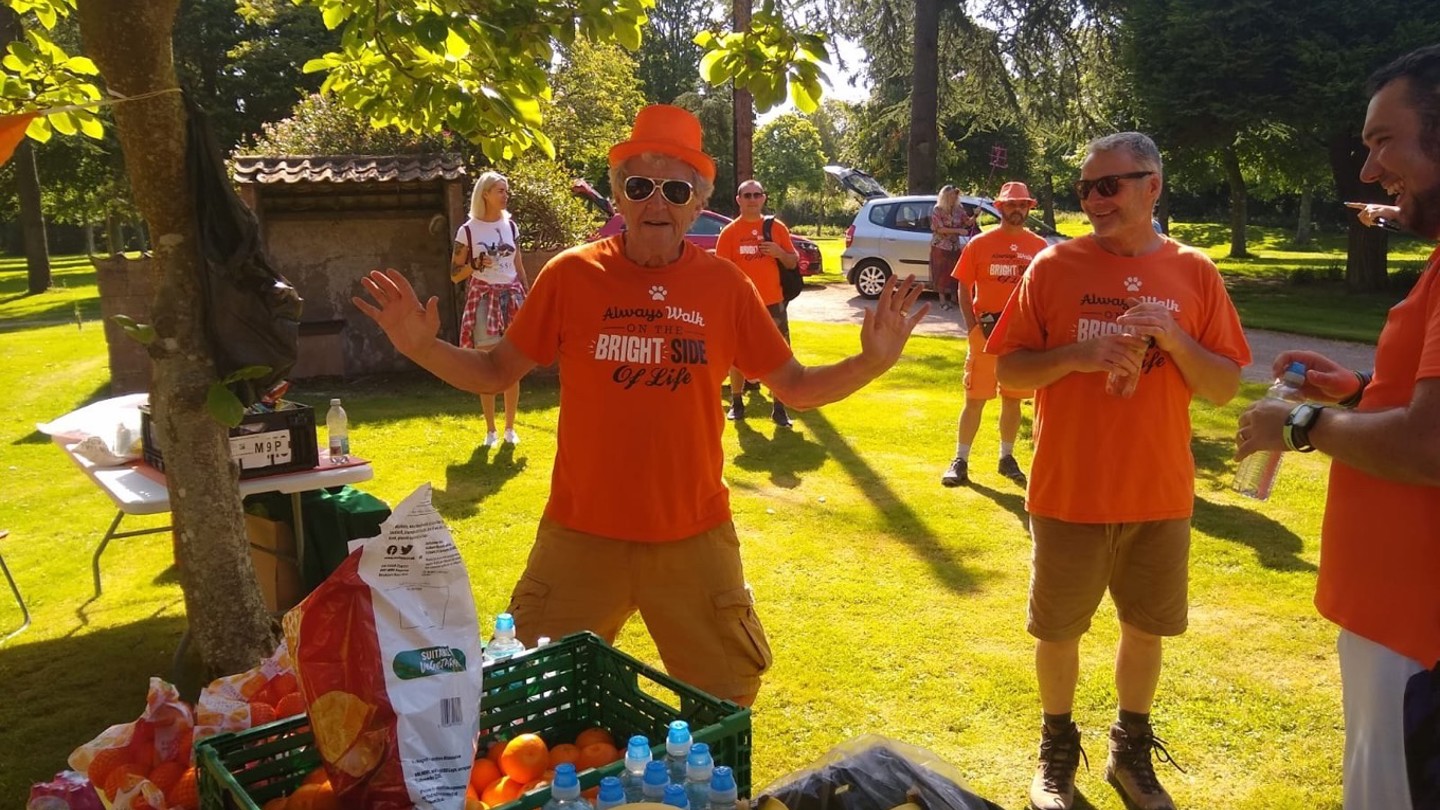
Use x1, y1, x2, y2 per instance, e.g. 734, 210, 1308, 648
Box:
206, 383, 246, 428
789, 75, 820, 114
77, 110, 103, 139
219, 364, 273, 385
111, 315, 156, 345
443, 28, 470, 60
693, 30, 716, 48
302, 56, 334, 74
24, 116, 51, 142
50, 110, 78, 136
321, 2, 348, 30
7, 42, 38, 69
62, 55, 98, 75
698, 49, 727, 83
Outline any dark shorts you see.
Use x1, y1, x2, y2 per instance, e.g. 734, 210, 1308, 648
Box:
766, 302, 791, 344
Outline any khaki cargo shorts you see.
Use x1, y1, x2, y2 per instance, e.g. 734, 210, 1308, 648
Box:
1026, 514, 1191, 641
505, 518, 773, 704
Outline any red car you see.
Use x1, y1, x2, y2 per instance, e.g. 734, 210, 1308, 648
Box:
572, 180, 823, 276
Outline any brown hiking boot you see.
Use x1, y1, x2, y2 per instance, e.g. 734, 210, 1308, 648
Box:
1104, 722, 1182, 810
1029, 722, 1087, 810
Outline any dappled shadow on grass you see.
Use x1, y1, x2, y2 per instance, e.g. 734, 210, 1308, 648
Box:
792, 408, 993, 596
0, 615, 188, 806
434, 441, 528, 521
1193, 495, 1314, 573
731, 416, 827, 488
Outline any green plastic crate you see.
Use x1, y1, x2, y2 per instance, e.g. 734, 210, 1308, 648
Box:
196, 631, 752, 809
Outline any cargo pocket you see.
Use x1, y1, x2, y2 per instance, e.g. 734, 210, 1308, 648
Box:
713, 585, 774, 682
504, 575, 550, 643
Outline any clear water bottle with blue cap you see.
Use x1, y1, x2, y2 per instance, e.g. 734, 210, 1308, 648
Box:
542, 763, 593, 810
642, 760, 670, 803
621, 734, 652, 803
665, 720, 693, 783
707, 765, 737, 810
684, 742, 714, 810
1234, 360, 1309, 501
594, 776, 626, 810
662, 783, 690, 807
481, 612, 526, 665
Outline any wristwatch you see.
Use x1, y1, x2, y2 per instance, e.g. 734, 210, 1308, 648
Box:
1283, 403, 1324, 453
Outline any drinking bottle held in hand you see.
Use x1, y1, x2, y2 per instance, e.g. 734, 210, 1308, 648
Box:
1233, 361, 1308, 501
326, 398, 349, 463
1105, 327, 1147, 398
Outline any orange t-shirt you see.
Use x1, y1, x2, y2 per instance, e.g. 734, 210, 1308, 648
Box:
986, 235, 1251, 523
505, 236, 794, 542
1317, 247, 1440, 666
715, 216, 796, 306
952, 227, 1051, 316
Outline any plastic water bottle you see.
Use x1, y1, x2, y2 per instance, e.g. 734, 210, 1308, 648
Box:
1234, 361, 1308, 500
326, 398, 349, 462
663, 784, 690, 807
684, 742, 714, 810
481, 613, 526, 665
665, 720, 693, 783
707, 765, 738, 810
621, 735, 652, 802
543, 763, 594, 810
595, 776, 626, 810
642, 760, 670, 803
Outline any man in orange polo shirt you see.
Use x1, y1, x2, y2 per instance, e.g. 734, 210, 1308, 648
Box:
989, 132, 1250, 810
942, 180, 1047, 488
1237, 45, 1440, 810
353, 105, 929, 706
716, 179, 800, 427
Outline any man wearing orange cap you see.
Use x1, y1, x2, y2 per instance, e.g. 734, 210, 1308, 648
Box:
354, 104, 928, 706
988, 133, 1250, 810
941, 181, 1046, 488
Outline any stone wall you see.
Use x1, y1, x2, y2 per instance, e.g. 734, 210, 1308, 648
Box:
94, 255, 153, 395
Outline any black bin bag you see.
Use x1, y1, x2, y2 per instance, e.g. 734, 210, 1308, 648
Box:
756, 735, 1003, 810
185, 92, 302, 405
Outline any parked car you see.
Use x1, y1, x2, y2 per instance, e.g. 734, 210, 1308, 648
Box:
824, 165, 1067, 298
571, 180, 824, 276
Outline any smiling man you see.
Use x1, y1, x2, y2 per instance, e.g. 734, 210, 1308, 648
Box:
353, 104, 927, 706
988, 132, 1251, 810
1237, 45, 1440, 810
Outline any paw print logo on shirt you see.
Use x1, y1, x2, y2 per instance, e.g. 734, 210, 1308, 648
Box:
1124, 276, 1142, 292
649, 285, 667, 301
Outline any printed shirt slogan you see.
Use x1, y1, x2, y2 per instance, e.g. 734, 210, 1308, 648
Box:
590, 286, 709, 392
1071, 277, 1182, 376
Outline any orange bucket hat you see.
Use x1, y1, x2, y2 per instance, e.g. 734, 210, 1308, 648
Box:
995, 181, 1036, 203
608, 104, 716, 182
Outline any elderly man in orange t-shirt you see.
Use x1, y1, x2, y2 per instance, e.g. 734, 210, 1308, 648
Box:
715, 178, 800, 427
989, 132, 1250, 810
353, 105, 928, 706
1238, 45, 1440, 810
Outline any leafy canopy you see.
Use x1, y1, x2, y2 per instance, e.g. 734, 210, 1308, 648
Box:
0, 0, 102, 143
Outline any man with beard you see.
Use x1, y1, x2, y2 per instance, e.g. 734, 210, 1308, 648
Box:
941, 181, 1046, 488
1237, 45, 1440, 810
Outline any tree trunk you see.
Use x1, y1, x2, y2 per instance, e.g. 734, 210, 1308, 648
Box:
0, 7, 51, 294
907, 0, 940, 195
106, 211, 124, 255
1039, 172, 1057, 229
1295, 187, 1313, 245
1329, 131, 1390, 290
731, 0, 753, 188
77, 0, 276, 677
85, 222, 96, 257
1221, 141, 1249, 258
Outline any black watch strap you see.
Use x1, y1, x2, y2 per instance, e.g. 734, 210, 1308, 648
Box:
1284, 404, 1323, 453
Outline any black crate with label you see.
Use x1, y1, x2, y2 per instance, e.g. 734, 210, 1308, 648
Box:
141, 400, 319, 479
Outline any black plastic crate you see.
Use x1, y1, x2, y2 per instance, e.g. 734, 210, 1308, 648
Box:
141, 400, 318, 479
196, 631, 752, 810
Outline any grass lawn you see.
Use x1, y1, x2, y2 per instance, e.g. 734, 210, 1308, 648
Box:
0, 252, 1350, 808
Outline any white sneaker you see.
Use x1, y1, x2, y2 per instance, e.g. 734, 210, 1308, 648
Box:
504, 429, 520, 445
482, 431, 498, 448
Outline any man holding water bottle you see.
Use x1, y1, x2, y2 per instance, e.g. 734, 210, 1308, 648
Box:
1237, 45, 1440, 810
988, 131, 1250, 810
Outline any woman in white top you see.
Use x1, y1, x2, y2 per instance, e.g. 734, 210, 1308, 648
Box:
452, 171, 530, 447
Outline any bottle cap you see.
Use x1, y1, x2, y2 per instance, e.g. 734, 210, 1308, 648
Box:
625, 735, 652, 767
597, 776, 624, 802
663, 784, 689, 806
330, 397, 341, 405
552, 762, 580, 794
710, 765, 736, 791
644, 760, 669, 785
495, 613, 515, 633
686, 742, 711, 767
666, 720, 691, 754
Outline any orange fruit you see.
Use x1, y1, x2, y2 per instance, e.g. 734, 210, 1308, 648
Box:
547, 743, 580, 769
499, 734, 549, 783
147, 760, 185, 795
239, 671, 270, 700
574, 727, 615, 750
480, 775, 524, 806
522, 769, 555, 792
173, 728, 195, 765
582, 786, 599, 802
287, 782, 341, 810
575, 742, 620, 771
167, 767, 199, 810
270, 672, 300, 697
275, 692, 308, 719
465, 800, 489, 810
302, 767, 330, 787
104, 763, 150, 800
262, 798, 289, 810
485, 740, 506, 767
250, 701, 277, 728
86, 746, 132, 788
469, 757, 502, 793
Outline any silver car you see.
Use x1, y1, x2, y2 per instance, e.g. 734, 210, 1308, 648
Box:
827, 166, 1066, 299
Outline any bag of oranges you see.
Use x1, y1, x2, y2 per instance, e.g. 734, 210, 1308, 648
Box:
194, 639, 303, 740
66, 677, 197, 810
283, 484, 483, 809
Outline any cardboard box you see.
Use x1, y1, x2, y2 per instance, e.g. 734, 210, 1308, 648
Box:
245, 514, 303, 613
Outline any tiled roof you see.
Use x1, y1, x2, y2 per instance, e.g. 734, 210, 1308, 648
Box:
232, 155, 467, 184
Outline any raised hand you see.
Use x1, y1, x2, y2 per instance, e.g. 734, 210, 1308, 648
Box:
352, 269, 441, 357
859, 274, 930, 371
1270, 350, 1362, 404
